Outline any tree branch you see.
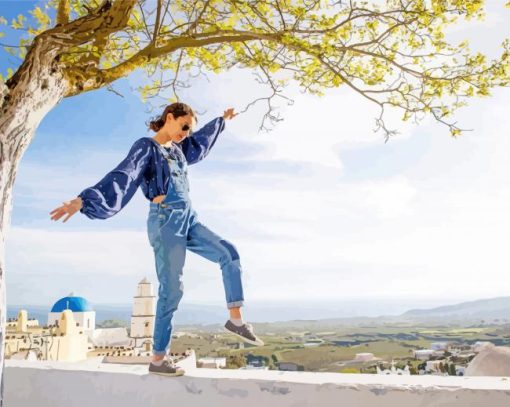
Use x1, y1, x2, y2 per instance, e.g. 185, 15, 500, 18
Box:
64, 31, 280, 96
56, 0, 71, 26
152, 0, 163, 43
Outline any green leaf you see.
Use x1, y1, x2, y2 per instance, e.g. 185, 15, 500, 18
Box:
11, 14, 25, 29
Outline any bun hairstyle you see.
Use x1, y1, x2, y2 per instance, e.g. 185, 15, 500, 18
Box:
147, 102, 197, 132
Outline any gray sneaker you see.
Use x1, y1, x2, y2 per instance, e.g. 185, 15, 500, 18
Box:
148, 359, 185, 377
224, 320, 264, 346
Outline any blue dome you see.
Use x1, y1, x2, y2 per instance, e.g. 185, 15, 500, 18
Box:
51, 296, 93, 312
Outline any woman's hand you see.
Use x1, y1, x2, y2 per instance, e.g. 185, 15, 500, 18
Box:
50, 197, 83, 223
152, 195, 165, 204
223, 107, 238, 120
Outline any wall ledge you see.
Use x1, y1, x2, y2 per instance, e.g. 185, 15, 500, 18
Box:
5, 357, 510, 407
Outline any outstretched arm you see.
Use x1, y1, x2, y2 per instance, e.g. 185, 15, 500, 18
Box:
180, 116, 225, 165
180, 107, 238, 165
50, 138, 152, 222
78, 138, 152, 219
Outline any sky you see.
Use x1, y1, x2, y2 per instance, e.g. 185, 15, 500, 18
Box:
2, 1, 510, 313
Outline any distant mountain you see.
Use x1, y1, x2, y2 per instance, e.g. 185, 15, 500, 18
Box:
402, 297, 510, 322
8, 296, 510, 327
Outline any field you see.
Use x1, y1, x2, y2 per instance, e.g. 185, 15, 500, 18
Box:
170, 323, 510, 372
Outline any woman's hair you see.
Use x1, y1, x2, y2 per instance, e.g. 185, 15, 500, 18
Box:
147, 102, 197, 132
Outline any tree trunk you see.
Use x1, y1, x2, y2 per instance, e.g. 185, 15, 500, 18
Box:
0, 36, 68, 406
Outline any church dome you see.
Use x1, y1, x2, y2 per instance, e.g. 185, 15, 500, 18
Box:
51, 293, 93, 313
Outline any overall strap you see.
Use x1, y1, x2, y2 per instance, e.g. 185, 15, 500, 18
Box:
167, 143, 186, 163
156, 143, 177, 161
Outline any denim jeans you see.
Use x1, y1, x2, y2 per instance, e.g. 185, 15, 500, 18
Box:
147, 147, 244, 356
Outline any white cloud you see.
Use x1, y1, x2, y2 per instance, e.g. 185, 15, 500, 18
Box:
7, 5, 510, 307
11, 86, 510, 304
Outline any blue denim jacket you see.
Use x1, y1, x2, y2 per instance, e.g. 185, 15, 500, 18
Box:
78, 116, 225, 220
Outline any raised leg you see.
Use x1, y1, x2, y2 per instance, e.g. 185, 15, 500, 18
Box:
186, 221, 245, 309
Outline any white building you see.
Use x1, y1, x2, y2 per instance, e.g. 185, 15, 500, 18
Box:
413, 349, 443, 360
47, 292, 95, 339
198, 357, 227, 368
426, 360, 449, 375
6, 308, 88, 362
377, 361, 411, 376
129, 277, 156, 352
49, 309, 89, 361
303, 340, 324, 347
431, 342, 449, 351
456, 366, 466, 376
7, 310, 39, 330
92, 327, 131, 347
355, 353, 375, 362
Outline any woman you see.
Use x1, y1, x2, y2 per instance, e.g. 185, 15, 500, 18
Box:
50, 102, 263, 377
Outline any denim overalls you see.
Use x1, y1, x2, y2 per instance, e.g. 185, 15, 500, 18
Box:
147, 143, 244, 356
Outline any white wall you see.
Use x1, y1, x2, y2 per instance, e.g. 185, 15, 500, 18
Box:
5, 357, 510, 407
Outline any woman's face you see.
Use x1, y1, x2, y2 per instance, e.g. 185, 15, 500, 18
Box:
165, 112, 196, 143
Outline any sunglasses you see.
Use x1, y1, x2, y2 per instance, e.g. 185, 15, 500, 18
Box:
181, 123, 193, 134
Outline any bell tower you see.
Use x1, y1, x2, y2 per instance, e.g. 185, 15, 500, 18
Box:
130, 277, 156, 350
